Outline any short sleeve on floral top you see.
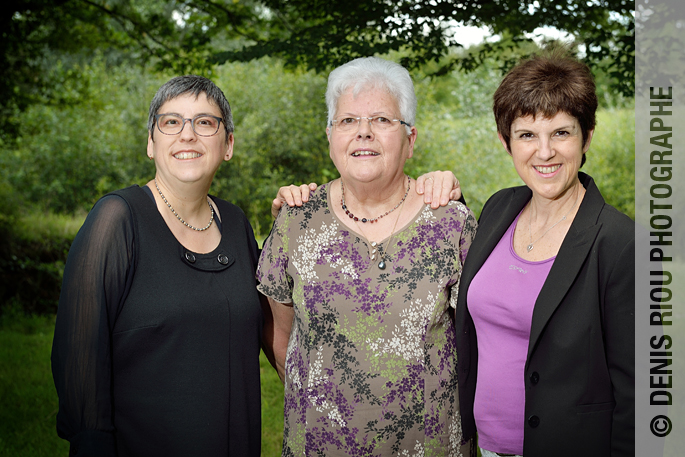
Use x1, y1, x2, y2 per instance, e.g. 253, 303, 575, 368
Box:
257, 182, 477, 457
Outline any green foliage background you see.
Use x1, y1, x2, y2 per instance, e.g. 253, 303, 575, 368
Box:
0, 52, 635, 233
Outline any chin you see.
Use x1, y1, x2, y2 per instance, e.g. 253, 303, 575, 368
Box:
346, 170, 382, 183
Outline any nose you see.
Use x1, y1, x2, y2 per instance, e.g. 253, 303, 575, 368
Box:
179, 119, 198, 140
536, 137, 555, 160
356, 118, 374, 140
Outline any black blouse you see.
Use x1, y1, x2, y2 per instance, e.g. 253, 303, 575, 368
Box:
51, 186, 263, 457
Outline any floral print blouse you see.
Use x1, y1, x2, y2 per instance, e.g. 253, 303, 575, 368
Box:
257, 182, 477, 457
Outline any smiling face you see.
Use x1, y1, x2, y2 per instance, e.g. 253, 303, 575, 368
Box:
327, 87, 417, 186
147, 92, 233, 187
502, 111, 593, 201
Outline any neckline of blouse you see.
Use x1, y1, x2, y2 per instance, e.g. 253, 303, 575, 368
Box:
140, 185, 227, 257
324, 180, 432, 246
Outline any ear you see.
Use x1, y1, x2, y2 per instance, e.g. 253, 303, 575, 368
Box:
147, 132, 154, 159
405, 126, 418, 159
582, 129, 595, 153
327, 127, 333, 160
224, 133, 235, 161
498, 131, 512, 155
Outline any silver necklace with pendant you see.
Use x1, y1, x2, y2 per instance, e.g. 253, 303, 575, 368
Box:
526, 187, 580, 252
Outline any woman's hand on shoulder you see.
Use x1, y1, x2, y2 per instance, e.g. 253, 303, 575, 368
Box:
415, 171, 462, 209
271, 183, 318, 218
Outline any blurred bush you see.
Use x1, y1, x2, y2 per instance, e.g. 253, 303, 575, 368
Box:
0, 211, 83, 315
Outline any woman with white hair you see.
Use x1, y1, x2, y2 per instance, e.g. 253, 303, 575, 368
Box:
258, 57, 476, 456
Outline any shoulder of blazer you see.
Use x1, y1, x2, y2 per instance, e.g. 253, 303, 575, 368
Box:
469, 185, 531, 258
573, 172, 634, 246
478, 185, 531, 224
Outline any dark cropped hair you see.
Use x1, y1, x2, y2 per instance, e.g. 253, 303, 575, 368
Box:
493, 50, 597, 167
148, 75, 234, 142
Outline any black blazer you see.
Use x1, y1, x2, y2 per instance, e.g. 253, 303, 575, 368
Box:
455, 173, 635, 456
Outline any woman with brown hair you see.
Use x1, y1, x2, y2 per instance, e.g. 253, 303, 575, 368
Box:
454, 51, 635, 457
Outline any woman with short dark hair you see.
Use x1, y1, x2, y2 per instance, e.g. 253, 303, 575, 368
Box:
456, 51, 634, 457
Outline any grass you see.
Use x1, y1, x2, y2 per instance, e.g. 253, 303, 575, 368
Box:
0, 311, 67, 456
260, 354, 285, 455
0, 308, 284, 457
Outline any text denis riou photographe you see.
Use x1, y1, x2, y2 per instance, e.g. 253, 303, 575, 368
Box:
647, 86, 674, 438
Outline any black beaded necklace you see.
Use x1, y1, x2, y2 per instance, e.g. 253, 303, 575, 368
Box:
340, 176, 410, 223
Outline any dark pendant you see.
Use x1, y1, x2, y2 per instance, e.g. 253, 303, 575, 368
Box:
378, 260, 386, 270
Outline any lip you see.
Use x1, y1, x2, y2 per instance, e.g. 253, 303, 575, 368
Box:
173, 150, 203, 160
533, 164, 561, 176
351, 149, 379, 157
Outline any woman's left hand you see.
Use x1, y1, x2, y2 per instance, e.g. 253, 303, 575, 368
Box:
271, 183, 318, 218
416, 171, 462, 208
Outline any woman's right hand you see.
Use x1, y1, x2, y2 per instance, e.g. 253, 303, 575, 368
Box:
271, 183, 318, 218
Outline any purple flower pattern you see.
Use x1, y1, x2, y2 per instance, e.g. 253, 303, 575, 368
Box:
257, 183, 477, 457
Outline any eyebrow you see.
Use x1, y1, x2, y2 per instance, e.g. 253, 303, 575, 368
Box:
158, 112, 221, 118
337, 111, 395, 116
513, 124, 576, 134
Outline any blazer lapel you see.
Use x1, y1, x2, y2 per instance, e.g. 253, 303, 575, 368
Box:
526, 174, 605, 362
461, 187, 531, 289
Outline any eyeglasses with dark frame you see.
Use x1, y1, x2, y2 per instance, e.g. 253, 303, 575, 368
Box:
330, 116, 411, 133
155, 113, 224, 137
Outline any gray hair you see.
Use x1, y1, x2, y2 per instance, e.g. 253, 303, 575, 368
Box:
325, 57, 416, 133
148, 75, 234, 142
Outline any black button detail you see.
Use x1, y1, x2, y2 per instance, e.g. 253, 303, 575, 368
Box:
528, 415, 540, 428
530, 371, 540, 385
217, 254, 229, 265
184, 252, 196, 263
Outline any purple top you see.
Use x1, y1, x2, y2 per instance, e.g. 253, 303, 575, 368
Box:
466, 211, 555, 455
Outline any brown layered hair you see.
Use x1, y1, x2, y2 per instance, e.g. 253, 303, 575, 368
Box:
493, 50, 597, 166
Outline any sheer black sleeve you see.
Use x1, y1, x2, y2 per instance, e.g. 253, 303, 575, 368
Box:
51, 195, 136, 456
